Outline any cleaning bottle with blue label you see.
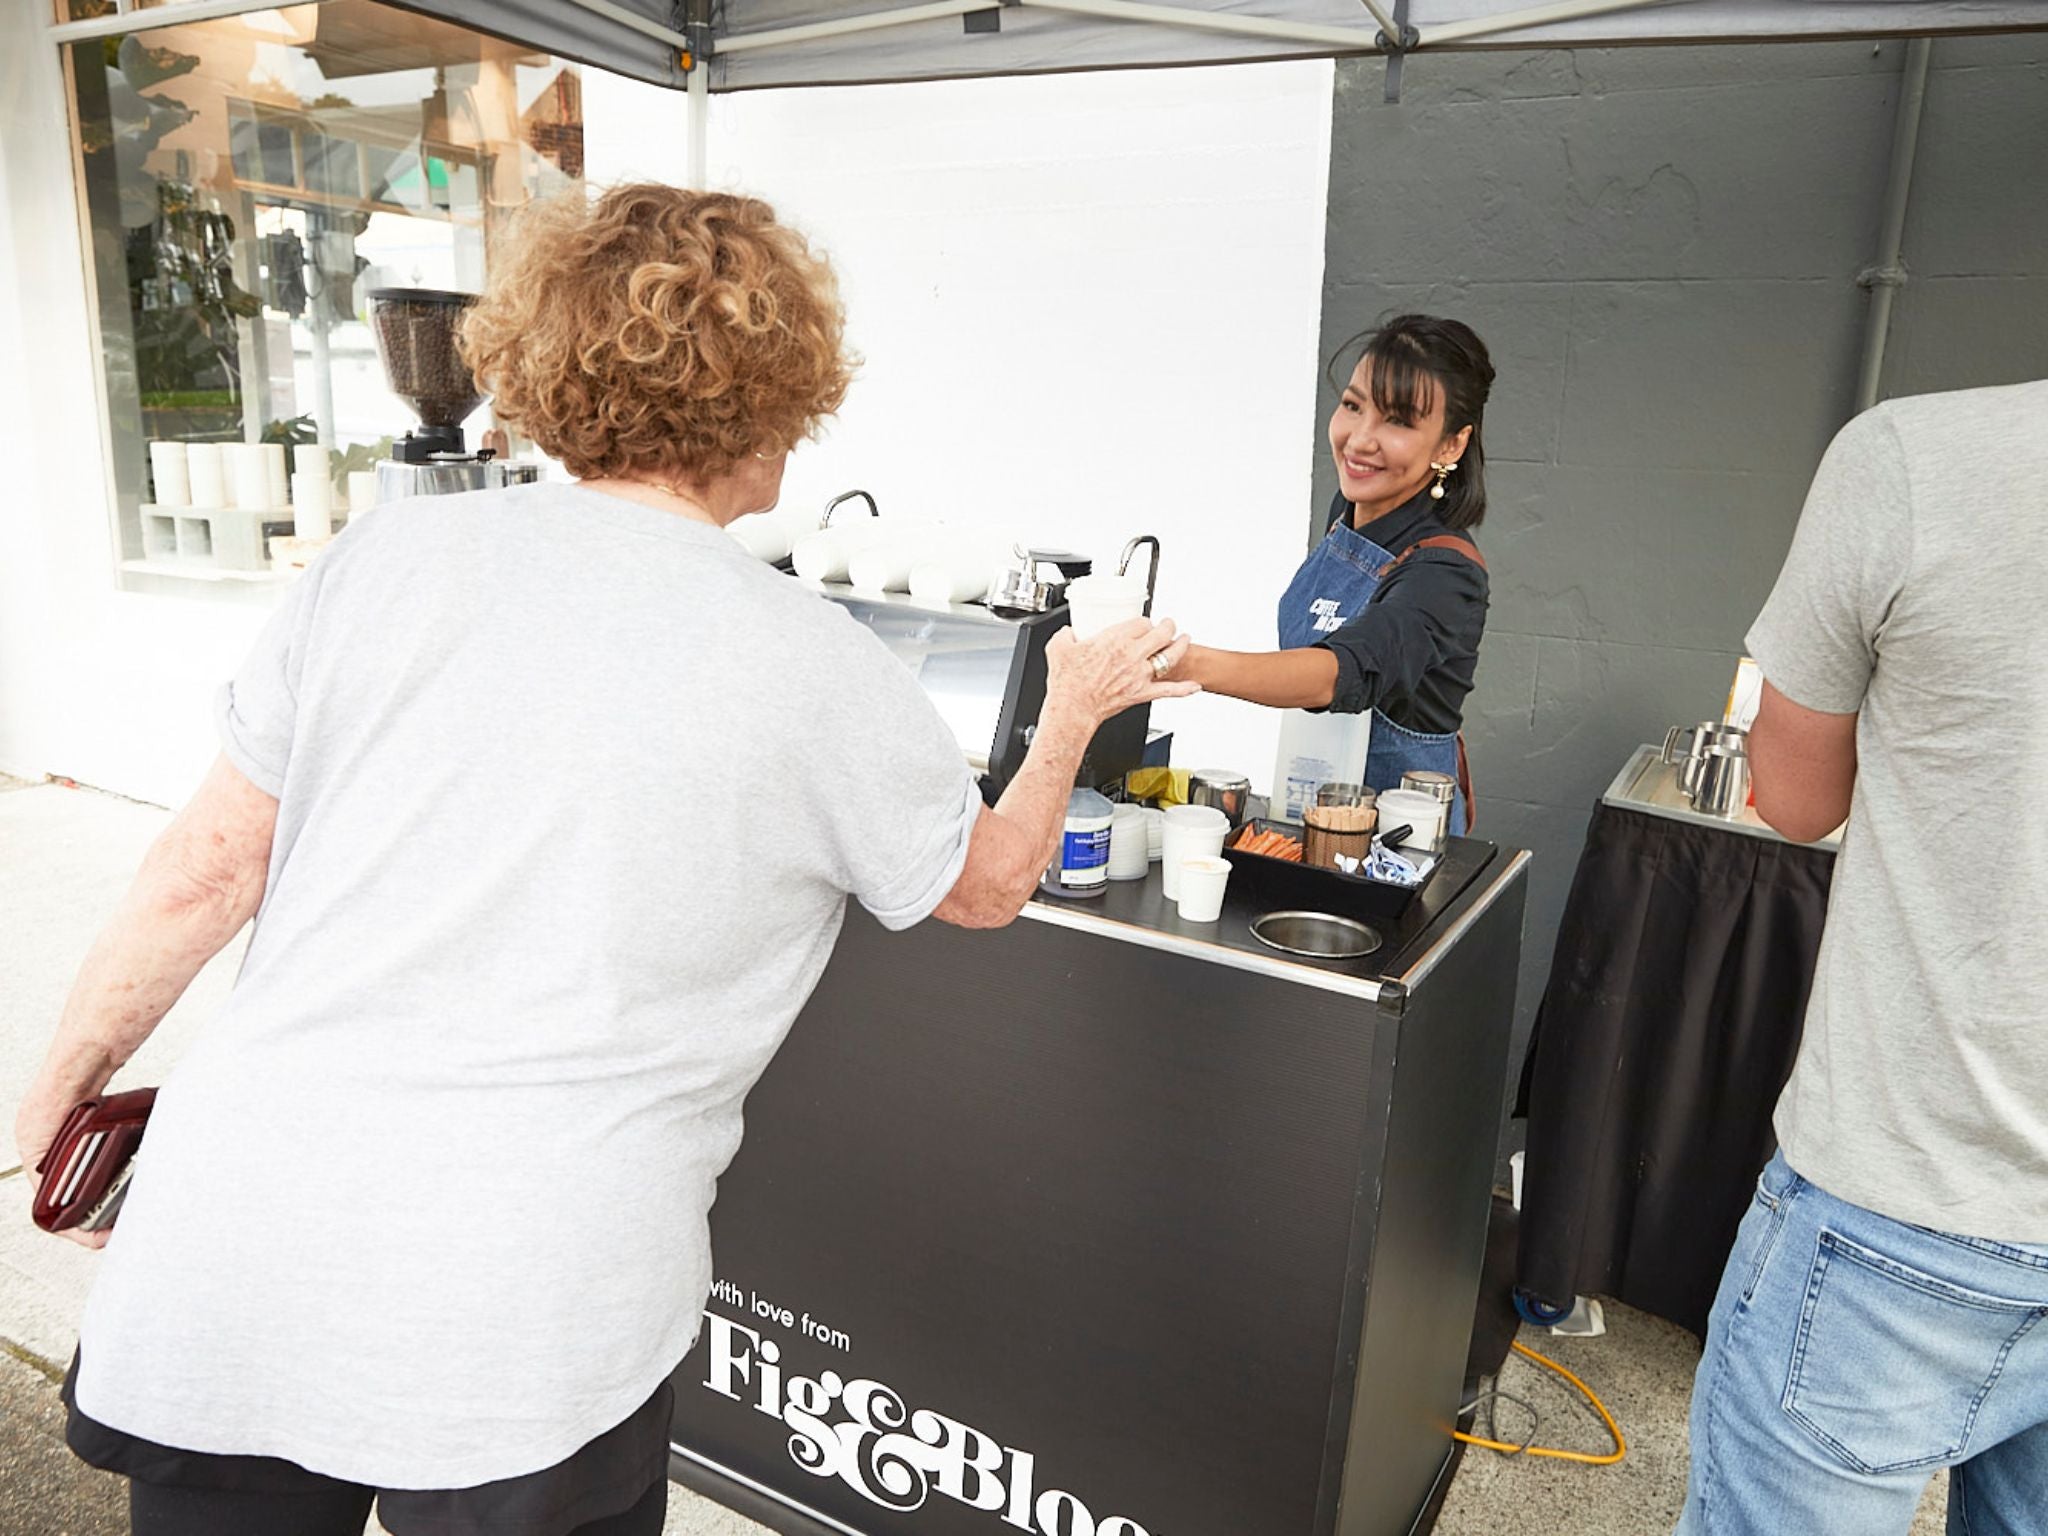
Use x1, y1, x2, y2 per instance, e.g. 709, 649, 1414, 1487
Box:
1039, 786, 1114, 898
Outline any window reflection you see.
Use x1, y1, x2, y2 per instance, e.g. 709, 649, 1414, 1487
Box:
66, 2, 584, 587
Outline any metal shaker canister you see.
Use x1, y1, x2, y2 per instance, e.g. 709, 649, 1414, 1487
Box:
1399, 770, 1457, 804
1189, 769, 1252, 828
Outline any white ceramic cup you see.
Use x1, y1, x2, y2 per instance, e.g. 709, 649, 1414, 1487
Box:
185, 442, 224, 508
147, 441, 189, 508
908, 561, 986, 605
1107, 804, 1150, 881
729, 510, 797, 563
1160, 804, 1228, 900
846, 533, 929, 593
1175, 855, 1232, 922
1064, 573, 1148, 641
792, 521, 894, 583
908, 534, 1010, 606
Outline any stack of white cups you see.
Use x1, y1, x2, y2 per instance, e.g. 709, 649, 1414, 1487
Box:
291, 445, 332, 539
264, 443, 288, 510
1160, 804, 1230, 916
146, 441, 189, 508
185, 442, 224, 508
1107, 804, 1149, 881
229, 444, 272, 512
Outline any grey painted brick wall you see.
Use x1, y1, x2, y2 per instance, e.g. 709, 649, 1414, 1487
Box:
1314, 35, 2048, 1169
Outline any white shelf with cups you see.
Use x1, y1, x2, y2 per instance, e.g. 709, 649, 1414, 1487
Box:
139, 439, 379, 579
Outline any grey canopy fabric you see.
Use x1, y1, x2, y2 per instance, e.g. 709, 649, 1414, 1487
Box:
401, 0, 2048, 90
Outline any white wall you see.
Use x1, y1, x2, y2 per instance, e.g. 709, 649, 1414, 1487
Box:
709, 64, 1333, 784
2, 10, 1332, 804
0, 0, 271, 808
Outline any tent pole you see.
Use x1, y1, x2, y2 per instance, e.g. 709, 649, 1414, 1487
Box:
1417, 0, 1668, 48
1855, 37, 1933, 413
688, 59, 709, 188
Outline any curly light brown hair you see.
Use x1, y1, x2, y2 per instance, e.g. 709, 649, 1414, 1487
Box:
459, 184, 853, 483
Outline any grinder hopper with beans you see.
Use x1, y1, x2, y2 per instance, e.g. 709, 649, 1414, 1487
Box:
368, 287, 542, 503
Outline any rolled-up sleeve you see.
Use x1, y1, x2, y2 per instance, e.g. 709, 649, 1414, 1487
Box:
1317, 553, 1488, 716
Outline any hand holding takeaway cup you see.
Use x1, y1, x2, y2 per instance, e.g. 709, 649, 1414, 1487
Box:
1045, 616, 1200, 726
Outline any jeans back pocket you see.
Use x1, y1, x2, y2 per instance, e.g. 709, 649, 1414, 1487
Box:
1784, 1229, 2047, 1474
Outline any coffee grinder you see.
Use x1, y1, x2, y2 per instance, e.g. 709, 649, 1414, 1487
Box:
369, 287, 541, 502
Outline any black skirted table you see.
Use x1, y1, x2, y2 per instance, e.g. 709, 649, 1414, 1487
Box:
1515, 748, 1838, 1336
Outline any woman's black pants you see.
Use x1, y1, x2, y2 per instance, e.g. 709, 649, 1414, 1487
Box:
128, 1468, 668, 1536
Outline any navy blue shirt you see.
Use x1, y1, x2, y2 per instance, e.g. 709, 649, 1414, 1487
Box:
1312, 490, 1489, 735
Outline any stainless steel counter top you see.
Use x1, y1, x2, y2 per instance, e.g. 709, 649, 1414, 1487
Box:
1017, 837, 1531, 1006
1603, 745, 1843, 850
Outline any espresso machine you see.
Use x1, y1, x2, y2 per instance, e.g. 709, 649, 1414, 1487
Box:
815, 536, 1163, 799
369, 287, 541, 502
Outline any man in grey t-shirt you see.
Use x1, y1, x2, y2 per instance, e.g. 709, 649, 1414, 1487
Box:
1676, 380, 2048, 1536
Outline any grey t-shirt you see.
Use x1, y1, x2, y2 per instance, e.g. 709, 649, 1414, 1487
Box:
76, 483, 982, 1487
1747, 379, 2048, 1240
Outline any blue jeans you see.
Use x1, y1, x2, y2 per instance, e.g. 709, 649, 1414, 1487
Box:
1677, 1152, 2048, 1535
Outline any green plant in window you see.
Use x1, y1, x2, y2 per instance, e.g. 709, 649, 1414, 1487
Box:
261, 415, 319, 450
332, 438, 395, 492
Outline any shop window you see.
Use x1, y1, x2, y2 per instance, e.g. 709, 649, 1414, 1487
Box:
64, 1, 585, 592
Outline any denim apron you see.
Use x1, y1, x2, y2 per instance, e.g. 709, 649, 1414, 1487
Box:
1278, 518, 1471, 836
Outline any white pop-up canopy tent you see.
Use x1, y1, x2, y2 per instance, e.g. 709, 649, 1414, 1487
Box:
388, 0, 2047, 91
347, 0, 2036, 409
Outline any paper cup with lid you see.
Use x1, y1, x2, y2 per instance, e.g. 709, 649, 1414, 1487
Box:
1063, 573, 1148, 641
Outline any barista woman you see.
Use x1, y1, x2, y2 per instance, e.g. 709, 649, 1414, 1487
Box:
1167, 314, 1494, 834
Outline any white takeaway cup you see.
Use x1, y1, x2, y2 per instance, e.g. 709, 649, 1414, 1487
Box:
1063, 573, 1148, 642
1159, 804, 1228, 901
147, 441, 189, 508
185, 442, 224, 508
1175, 855, 1232, 923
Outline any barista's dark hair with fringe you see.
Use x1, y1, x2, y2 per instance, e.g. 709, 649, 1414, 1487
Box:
1327, 314, 1496, 532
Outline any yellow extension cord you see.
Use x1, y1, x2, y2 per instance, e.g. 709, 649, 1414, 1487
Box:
1452, 1339, 1629, 1466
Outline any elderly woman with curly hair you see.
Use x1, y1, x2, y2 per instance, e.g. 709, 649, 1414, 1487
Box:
18, 185, 1193, 1536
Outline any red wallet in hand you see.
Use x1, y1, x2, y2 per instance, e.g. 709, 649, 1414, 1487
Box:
31, 1087, 157, 1234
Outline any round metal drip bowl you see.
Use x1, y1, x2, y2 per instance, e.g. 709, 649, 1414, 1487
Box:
1249, 910, 1382, 960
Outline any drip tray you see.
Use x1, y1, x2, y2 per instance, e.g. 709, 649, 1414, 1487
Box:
1249, 910, 1382, 960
